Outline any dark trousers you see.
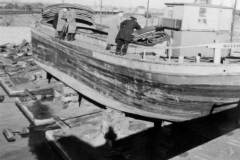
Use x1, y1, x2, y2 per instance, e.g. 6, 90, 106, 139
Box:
116, 39, 129, 55
58, 31, 63, 39
106, 44, 113, 50
67, 33, 75, 41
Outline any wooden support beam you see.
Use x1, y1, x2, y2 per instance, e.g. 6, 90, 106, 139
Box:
78, 92, 82, 107
154, 120, 163, 128
214, 48, 221, 64
46, 72, 53, 84
236, 100, 240, 125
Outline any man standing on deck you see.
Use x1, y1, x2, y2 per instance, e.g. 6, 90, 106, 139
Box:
66, 8, 77, 41
105, 11, 124, 50
56, 8, 68, 40
115, 16, 141, 55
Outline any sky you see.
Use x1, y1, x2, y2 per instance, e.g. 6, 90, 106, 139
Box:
0, 0, 238, 9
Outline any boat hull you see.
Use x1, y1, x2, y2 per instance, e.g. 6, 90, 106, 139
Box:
32, 30, 240, 122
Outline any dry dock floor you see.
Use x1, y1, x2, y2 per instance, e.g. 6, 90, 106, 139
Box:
1, 83, 240, 159
0, 87, 61, 160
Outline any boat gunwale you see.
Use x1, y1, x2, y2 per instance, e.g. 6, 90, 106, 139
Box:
32, 28, 240, 77
32, 25, 240, 68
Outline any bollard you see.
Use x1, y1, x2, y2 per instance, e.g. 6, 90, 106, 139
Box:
2, 129, 15, 142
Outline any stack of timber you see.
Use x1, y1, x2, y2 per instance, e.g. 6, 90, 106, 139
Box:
132, 26, 170, 46
0, 39, 52, 96
0, 58, 54, 96
4, 61, 39, 76
0, 39, 32, 60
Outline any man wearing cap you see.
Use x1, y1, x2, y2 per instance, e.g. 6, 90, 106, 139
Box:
115, 16, 141, 55
56, 8, 68, 40
105, 11, 124, 50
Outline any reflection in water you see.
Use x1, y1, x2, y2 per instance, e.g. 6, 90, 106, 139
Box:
27, 107, 240, 160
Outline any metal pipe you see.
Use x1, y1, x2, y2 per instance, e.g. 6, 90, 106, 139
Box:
145, 0, 150, 26
230, 0, 237, 42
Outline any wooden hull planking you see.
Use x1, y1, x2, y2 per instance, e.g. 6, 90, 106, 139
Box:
32, 30, 240, 122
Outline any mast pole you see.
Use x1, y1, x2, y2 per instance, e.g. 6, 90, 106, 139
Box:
230, 0, 237, 42
145, 0, 150, 26
100, 0, 103, 24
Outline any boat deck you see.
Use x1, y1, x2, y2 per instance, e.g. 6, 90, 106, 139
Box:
36, 24, 240, 65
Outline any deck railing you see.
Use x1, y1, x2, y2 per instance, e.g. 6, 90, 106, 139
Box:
135, 42, 240, 64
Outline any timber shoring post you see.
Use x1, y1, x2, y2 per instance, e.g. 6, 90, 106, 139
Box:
236, 100, 240, 126
78, 92, 82, 107
154, 119, 163, 128
46, 72, 53, 84
209, 104, 217, 115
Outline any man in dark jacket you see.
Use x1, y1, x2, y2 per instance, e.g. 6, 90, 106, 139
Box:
115, 16, 141, 55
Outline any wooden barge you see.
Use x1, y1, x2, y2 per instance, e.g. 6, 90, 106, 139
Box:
31, 24, 240, 122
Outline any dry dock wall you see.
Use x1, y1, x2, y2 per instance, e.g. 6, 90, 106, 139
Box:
0, 27, 31, 45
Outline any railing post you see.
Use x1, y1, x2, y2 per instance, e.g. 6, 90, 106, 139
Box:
168, 48, 172, 62
178, 56, 184, 63
214, 47, 221, 64
142, 49, 146, 60
196, 55, 200, 63
167, 39, 172, 62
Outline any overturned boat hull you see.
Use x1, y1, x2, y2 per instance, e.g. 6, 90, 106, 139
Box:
32, 29, 240, 122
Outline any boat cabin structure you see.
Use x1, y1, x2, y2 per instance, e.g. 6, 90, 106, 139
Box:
162, 2, 234, 57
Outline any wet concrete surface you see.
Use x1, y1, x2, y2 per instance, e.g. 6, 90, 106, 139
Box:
0, 87, 61, 160
0, 83, 240, 160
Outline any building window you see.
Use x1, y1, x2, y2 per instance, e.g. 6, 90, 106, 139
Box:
199, 7, 207, 17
